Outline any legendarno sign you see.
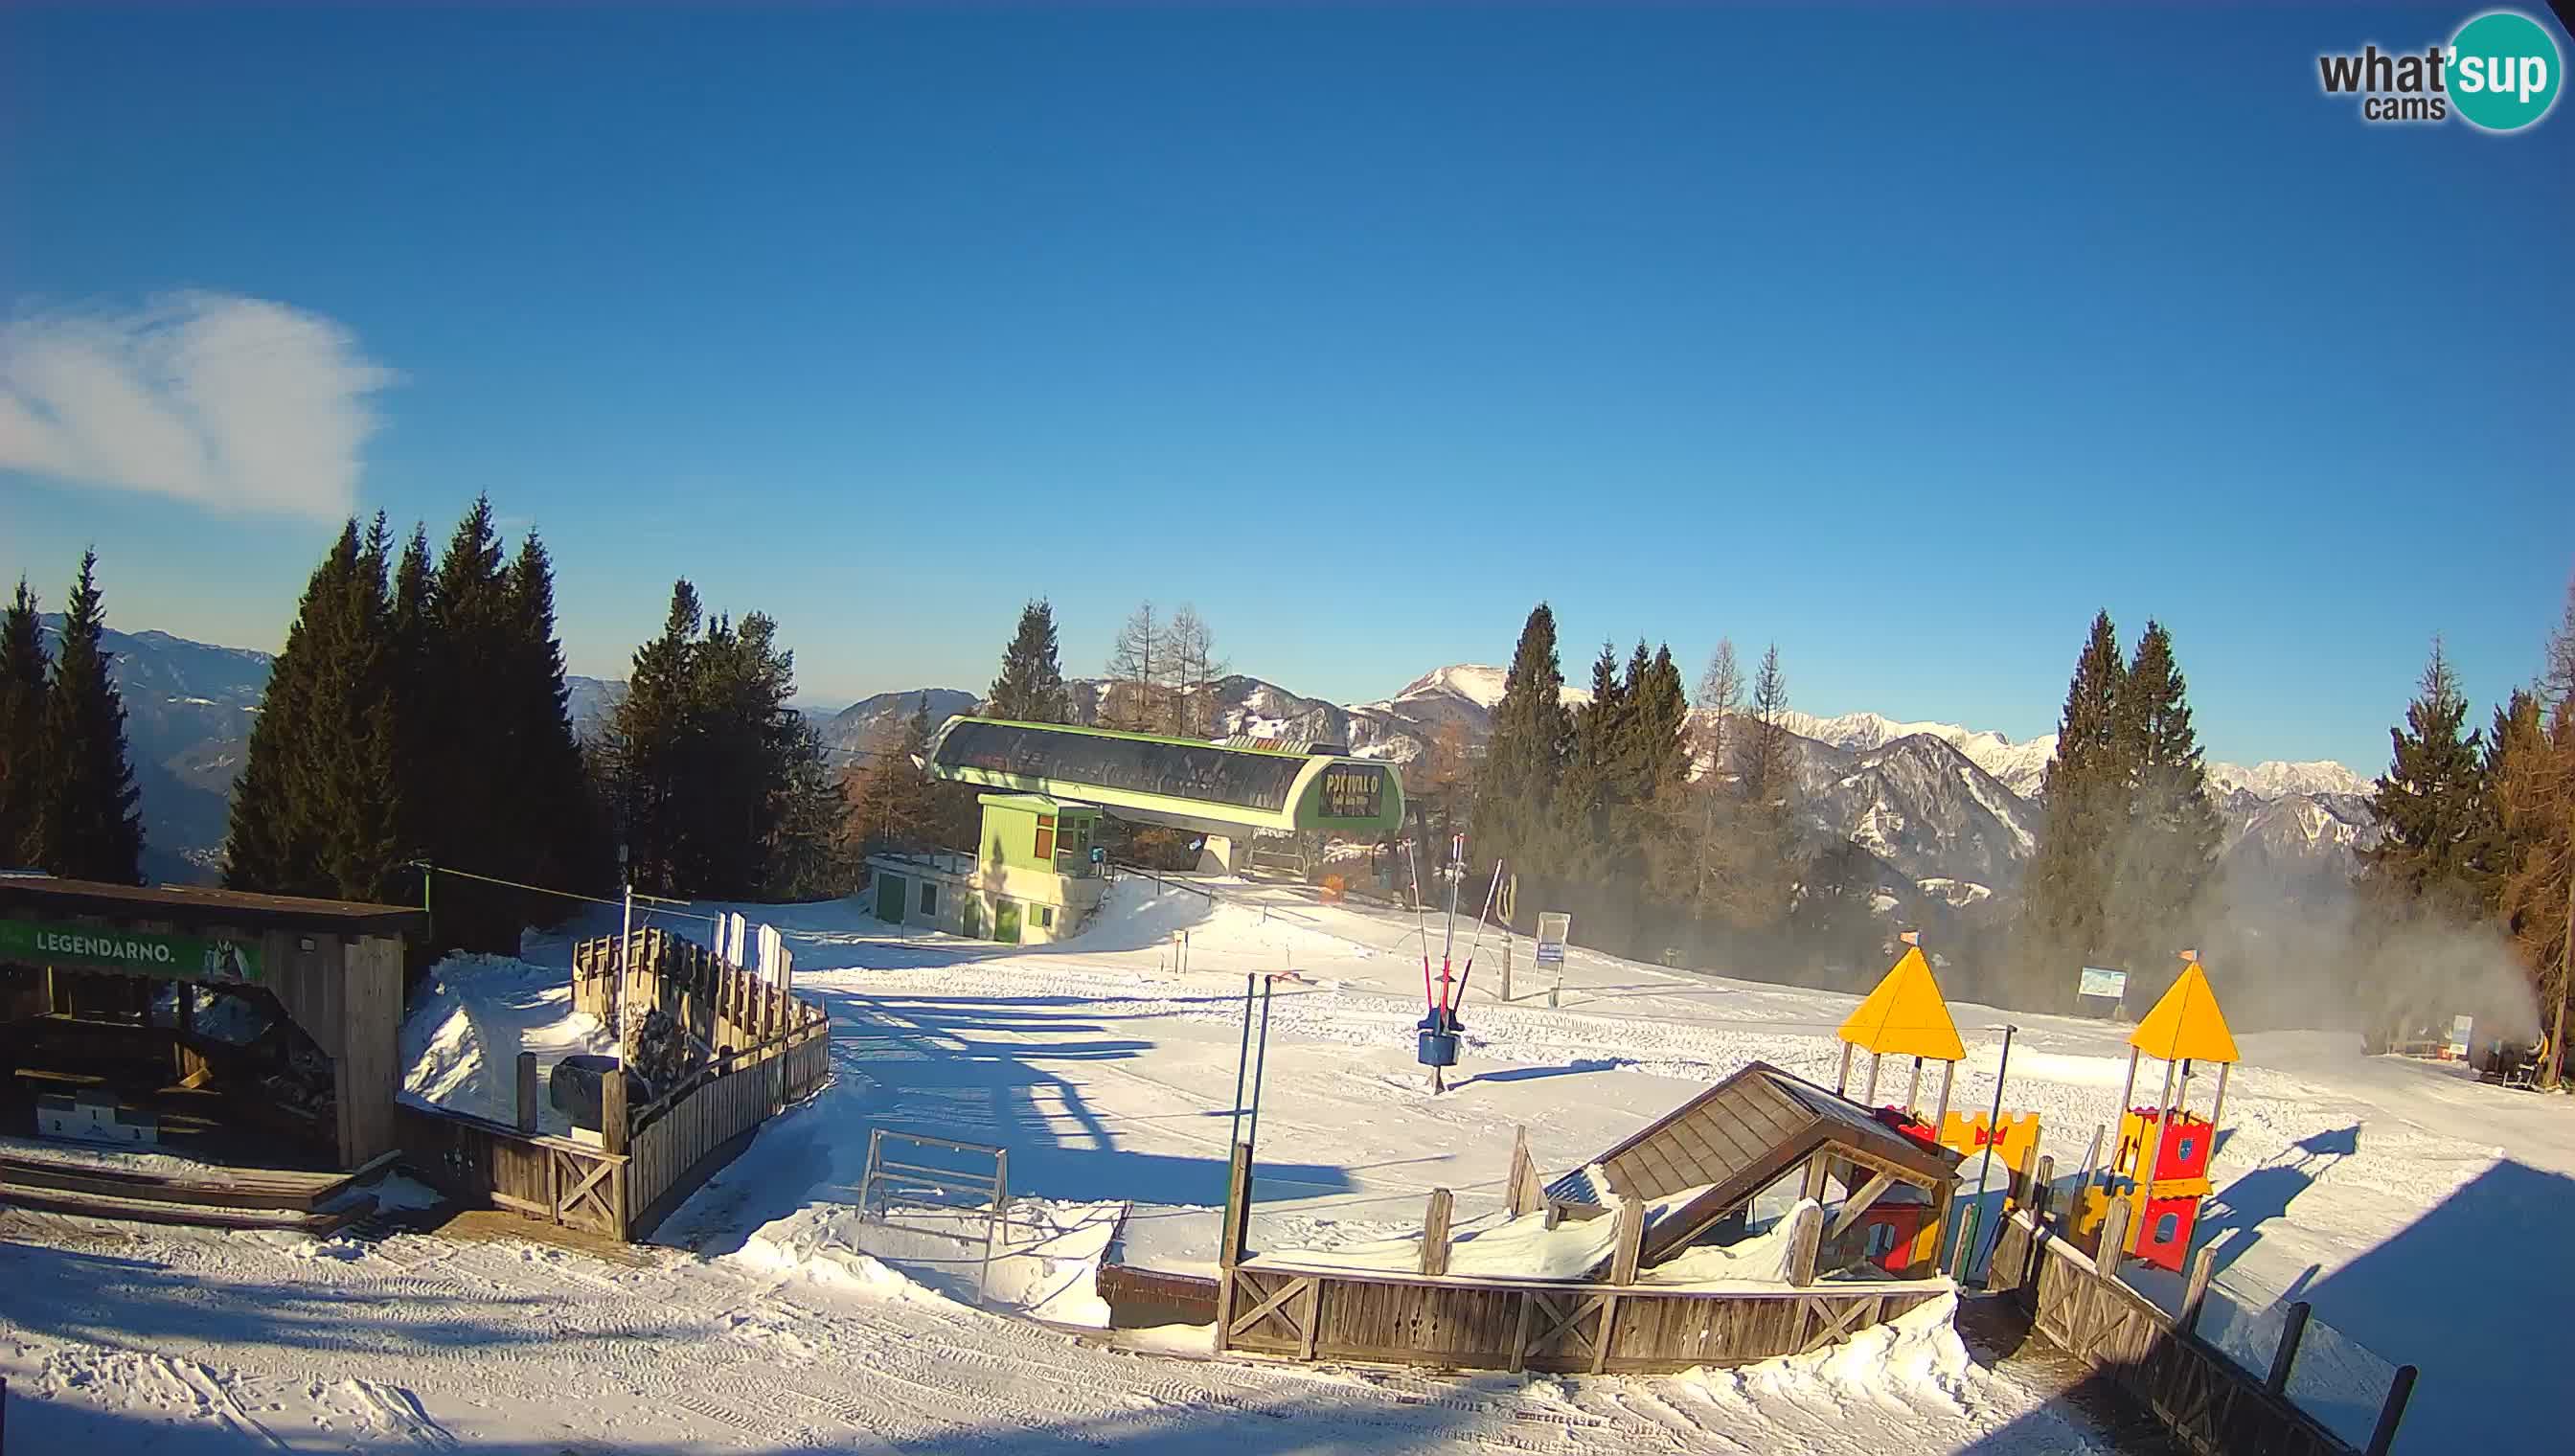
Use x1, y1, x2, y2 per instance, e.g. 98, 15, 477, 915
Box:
0, 918, 262, 983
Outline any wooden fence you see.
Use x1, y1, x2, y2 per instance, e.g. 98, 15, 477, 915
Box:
1217, 1263, 1941, 1374
404, 927, 832, 1242
1989, 1210, 2410, 1456
398, 1103, 630, 1239
624, 1013, 831, 1240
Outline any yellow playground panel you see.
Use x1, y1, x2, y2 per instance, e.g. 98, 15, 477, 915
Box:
1939, 1109, 2041, 1172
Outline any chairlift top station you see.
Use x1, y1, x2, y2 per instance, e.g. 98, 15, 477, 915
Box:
918, 717, 1407, 844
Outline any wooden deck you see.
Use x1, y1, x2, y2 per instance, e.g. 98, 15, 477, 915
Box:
0, 1147, 395, 1233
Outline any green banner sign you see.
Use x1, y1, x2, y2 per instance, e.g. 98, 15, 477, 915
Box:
0, 917, 262, 983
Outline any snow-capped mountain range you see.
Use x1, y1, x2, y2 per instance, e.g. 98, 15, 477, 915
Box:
71, 625, 2373, 906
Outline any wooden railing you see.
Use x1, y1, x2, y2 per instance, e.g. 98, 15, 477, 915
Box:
397, 1103, 628, 1239
572, 927, 814, 1062
1218, 1263, 1942, 1374
1988, 1209, 2411, 1456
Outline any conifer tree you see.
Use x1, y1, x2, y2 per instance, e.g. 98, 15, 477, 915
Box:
29, 551, 145, 883
2364, 640, 2498, 921
609, 580, 704, 895
1556, 642, 1632, 887
0, 579, 50, 864
2105, 622, 2222, 974
2021, 611, 2130, 987
225, 518, 405, 900
503, 530, 607, 899
1471, 603, 1571, 915
988, 600, 1072, 723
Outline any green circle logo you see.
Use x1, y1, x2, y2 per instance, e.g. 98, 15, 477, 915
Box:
2450, 11, 2563, 131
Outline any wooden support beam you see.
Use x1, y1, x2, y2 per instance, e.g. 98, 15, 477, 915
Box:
1800, 1152, 1830, 1203
2097, 1193, 2131, 1274
1219, 1141, 1254, 1268
1419, 1188, 1454, 1276
1508, 1291, 1538, 1375
2179, 1245, 2218, 1336
1788, 1202, 1823, 1287
601, 1065, 628, 1156
2266, 1301, 2312, 1396
1826, 1171, 1897, 1240
1506, 1126, 1542, 1217
1609, 1195, 1645, 1286
2366, 1365, 2418, 1456
516, 1052, 540, 1134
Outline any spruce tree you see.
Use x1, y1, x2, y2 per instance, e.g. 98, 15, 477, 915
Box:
2106, 622, 2222, 975
1556, 642, 1632, 888
29, 551, 145, 883
2364, 640, 2497, 921
0, 579, 49, 864
1471, 603, 1571, 916
610, 580, 705, 896
2021, 611, 2130, 990
988, 599, 1071, 723
502, 530, 607, 901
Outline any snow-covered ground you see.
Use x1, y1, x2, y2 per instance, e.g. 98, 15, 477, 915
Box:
6, 873, 2564, 1452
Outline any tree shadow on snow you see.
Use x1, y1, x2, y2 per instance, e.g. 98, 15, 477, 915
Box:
659, 985, 1355, 1258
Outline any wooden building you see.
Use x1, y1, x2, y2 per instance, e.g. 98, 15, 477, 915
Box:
0, 876, 420, 1192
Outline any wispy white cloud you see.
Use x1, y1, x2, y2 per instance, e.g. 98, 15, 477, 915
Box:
0, 291, 396, 521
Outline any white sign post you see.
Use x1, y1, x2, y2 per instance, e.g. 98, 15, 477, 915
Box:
1535, 912, 1571, 1009
2448, 1014, 2473, 1061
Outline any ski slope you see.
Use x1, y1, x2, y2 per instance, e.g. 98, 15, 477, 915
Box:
4, 873, 2563, 1452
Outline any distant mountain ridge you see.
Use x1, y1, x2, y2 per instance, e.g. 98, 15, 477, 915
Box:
47, 627, 2372, 903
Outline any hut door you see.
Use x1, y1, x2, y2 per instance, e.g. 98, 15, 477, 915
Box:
962, 896, 984, 940
995, 899, 1022, 944
876, 874, 906, 923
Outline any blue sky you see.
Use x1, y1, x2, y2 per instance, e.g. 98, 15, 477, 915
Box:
4, 5, 2568, 770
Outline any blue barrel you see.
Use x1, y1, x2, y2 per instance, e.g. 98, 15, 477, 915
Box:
1417, 1029, 1460, 1067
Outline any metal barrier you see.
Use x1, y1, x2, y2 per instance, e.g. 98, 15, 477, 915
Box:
858, 1128, 1010, 1298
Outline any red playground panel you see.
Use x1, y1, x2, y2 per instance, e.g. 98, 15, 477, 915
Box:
2133, 1194, 2198, 1273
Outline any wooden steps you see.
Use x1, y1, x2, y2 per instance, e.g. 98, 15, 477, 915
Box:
0, 1148, 395, 1233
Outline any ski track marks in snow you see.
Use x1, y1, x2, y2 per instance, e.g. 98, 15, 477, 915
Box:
0, 1215, 2091, 1454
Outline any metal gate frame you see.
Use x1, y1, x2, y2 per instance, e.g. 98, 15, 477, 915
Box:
858, 1128, 1010, 1299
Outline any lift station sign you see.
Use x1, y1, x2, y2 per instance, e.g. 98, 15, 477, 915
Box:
1534, 912, 1572, 967
0, 917, 262, 983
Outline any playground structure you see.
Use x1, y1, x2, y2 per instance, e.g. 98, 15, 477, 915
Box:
2076, 953, 2237, 1275
1198, 1061, 1966, 1374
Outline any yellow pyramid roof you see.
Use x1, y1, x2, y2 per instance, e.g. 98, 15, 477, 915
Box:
2130, 961, 2238, 1064
1837, 946, 1966, 1061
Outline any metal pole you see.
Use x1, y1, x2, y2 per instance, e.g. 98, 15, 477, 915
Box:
1966, 1025, 2017, 1277
1405, 843, 1433, 1012
1245, 976, 1276, 1150
2208, 1061, 2231, 1131
1836, 1041, 1855, 1095
1230, 973, 1255, 1148
1905, 1056, 1925, 1118
1933, 1058, 1955, 1129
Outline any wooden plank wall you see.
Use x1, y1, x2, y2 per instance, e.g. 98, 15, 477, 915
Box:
1219, 1267, 1936, 1375
624, 1017, 832, 1239
336, 934, 404, 1168
1986, 1213, 2362, 1456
